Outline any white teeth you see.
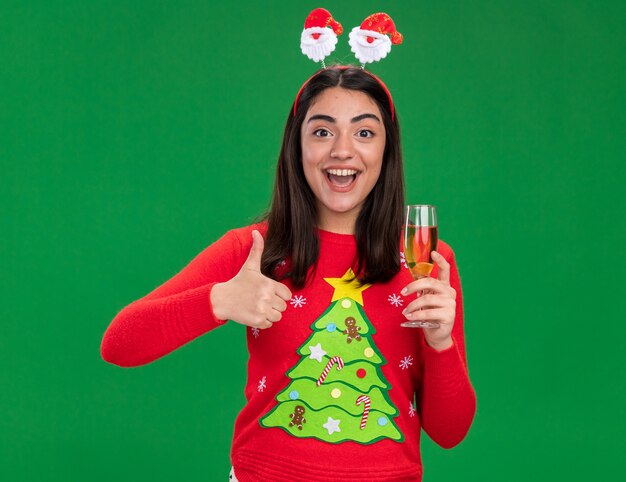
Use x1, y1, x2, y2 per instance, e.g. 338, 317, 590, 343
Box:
326, 169, 357, 176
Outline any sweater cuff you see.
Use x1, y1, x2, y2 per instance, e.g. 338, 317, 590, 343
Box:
206, 282, 228, 325
164, 282, 227, 341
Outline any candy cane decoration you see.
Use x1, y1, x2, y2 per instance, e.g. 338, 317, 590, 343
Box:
316, 356, 344, 386
356, 395, 371, 430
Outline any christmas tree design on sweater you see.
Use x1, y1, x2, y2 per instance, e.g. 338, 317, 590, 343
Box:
260, 269, 403, 444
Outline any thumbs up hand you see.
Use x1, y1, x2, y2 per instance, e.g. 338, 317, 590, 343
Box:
210, 230, 293, 329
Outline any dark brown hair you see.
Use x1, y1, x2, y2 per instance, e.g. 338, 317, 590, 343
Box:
261, 66, 405, 288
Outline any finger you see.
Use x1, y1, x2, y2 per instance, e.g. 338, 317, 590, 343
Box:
402, 277, 448, 297
246, 316, 273, 329
402, 294, 452, 316
274, 282, 293, 302
272, 297, 288, 313
431, 251, 450, 284
257, 319, 273, 329
406, 293, 454, 312
266, 309, 283, 323
404, 307, 454, 324
243, 230, 264, 272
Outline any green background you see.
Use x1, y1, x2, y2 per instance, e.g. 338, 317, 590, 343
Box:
2, 0, 624, 480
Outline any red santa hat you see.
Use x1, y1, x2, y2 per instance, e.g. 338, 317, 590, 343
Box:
301, 8, 343, 64
349, 12, 403, 65
304, 8, 343, 35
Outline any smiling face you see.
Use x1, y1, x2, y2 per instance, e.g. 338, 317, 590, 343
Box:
301, 87, 386, 234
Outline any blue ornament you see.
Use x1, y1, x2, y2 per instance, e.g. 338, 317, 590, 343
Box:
289, 390, 299, 400
377, 416, 388, 427
326, 323, 337, 332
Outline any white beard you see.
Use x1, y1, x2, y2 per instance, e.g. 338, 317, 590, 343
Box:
348, 28, 392, 64
300, 27, 339, 62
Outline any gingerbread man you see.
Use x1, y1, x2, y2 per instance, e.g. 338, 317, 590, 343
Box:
342, 316, 362, 344
289, 405, 307, 430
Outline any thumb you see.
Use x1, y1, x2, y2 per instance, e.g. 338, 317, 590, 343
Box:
243, 230, 264, 272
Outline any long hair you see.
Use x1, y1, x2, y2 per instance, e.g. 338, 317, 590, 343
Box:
261, 66, 405, 289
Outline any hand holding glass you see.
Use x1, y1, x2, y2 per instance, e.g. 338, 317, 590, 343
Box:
401, 205, 440, 329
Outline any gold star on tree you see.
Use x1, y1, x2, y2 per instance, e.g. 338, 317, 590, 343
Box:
324, 268, 371, 306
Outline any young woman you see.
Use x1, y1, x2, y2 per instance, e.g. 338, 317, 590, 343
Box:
101, 66, 476, 482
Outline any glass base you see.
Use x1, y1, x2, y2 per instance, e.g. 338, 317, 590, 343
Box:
400, 321, 440, 329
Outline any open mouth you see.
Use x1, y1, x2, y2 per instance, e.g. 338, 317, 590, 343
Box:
325, 168, 358, 188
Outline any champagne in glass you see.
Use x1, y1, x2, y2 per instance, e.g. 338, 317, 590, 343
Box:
401, 205, 440, 329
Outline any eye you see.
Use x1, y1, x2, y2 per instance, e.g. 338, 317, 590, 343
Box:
313, 128, 331, 137
357, 129, 374, 138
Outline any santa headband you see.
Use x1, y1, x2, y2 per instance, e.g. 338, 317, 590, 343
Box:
295, 8, 403, 120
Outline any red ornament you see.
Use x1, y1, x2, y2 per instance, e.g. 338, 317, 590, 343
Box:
357, 368, 367, 378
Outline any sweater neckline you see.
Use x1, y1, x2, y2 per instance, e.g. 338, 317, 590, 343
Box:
316, 228, 357, 246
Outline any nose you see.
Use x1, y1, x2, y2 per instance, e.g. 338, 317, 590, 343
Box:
330, 132, 355, 160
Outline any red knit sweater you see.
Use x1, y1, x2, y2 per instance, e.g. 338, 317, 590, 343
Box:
101, 224, 476, 482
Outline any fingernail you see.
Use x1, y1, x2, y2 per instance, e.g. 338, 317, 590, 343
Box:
401, 288, 408, 295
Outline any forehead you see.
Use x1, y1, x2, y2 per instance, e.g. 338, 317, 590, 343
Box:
306, 87, 381, 119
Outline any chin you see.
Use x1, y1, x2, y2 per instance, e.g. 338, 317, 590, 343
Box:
322, 200, 362, 217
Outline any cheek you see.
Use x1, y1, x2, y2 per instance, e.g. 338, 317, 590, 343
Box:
359, 138, 385, 165
364, 155, 384, 191
363, 147, 385, 176
301, 150, 322, 191
368, 166, 383, 191
372, 145, 385, 177
301, 149, 312, 169
301, 151, 315, 177
301, 140, 324, 161
301, 143, 326, 176
301, 140, 315, 166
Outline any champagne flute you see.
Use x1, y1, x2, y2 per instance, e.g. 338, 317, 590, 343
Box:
401, 204, 440, 329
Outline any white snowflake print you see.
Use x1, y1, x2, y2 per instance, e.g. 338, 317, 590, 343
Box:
400, 251, 408, 269
257, 376, 267, 392
277, 259, 287, 267
290, 295, 307, 308
388, 293, 404, 307
399, 355, 414, 370
409, 402, 417, 418
251, 327, 260, 338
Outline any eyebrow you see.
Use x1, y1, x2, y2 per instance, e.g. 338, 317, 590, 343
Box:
307, 113, 381, 124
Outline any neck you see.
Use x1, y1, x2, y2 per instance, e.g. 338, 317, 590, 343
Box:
316, 211, 358, 235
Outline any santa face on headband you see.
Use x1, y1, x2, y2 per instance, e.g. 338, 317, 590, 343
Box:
300, 8, 343, 63
348, 13, 403, 65
348, 30, 392, 64
301, 27, 340, 63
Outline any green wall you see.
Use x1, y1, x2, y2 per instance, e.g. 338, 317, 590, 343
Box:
2, 1, 624, 480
